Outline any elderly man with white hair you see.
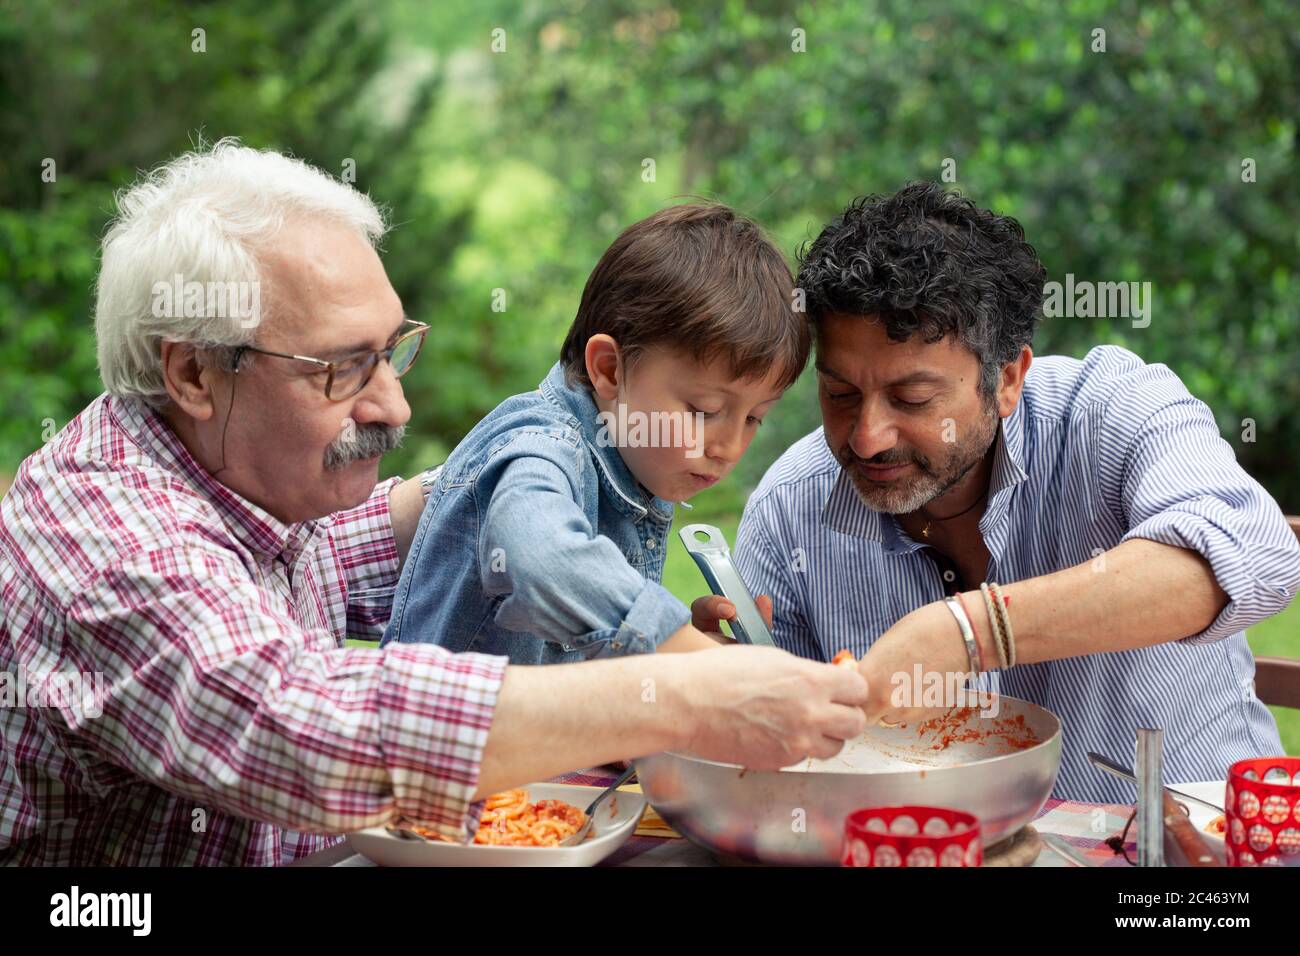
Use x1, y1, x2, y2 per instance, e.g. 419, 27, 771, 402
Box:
0, 139, 869, 866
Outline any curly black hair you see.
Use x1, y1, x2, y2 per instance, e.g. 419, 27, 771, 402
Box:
796, 182, 1046, 396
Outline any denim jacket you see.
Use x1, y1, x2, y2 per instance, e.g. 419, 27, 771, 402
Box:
381, 362, 691, 664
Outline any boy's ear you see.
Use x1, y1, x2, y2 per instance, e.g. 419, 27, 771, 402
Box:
584, 334, 623, 401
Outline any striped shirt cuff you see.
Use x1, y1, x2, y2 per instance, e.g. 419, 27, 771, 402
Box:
1121, 500, 1292, 645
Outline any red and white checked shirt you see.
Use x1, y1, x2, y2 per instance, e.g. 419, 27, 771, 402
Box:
0, 393, 508, 865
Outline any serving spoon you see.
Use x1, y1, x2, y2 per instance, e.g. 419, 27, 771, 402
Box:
385, 764, 638, 846
559, 764, 638, 846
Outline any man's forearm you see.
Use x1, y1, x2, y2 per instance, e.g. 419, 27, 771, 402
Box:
969, 538, 1228, 665
388, 474, 425, 570
473, 654, 690, 798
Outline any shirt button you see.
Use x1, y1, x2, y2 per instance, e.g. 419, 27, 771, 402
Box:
942, 570, 956, 583
646, 539, 657, 550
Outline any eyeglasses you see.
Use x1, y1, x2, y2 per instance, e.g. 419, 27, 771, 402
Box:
232, 318, 430, 401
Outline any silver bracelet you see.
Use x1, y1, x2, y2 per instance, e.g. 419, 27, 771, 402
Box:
419, 464, 443, 499
943, 595, 983, 677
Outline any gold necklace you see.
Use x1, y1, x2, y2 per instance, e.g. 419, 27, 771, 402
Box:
919, 488, 989, 539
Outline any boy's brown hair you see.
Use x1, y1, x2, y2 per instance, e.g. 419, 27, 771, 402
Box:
560, 203, 809, 391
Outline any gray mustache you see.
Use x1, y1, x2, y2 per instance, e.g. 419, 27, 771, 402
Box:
845, 447, 931, 472
324, 423, 406, 470
848, 450, 912, 468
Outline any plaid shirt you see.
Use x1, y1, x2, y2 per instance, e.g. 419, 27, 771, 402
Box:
0, 394, 507, 865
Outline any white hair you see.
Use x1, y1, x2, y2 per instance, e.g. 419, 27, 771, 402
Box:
94, 137, 388, 407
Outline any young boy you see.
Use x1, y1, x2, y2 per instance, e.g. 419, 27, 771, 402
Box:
381, 203, 808, 663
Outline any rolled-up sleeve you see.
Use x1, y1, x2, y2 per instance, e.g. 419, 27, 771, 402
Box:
478, 437, 690, 656
1098, 367, 1300, 645
61, 543, 508, 839
329, 475, 402, 641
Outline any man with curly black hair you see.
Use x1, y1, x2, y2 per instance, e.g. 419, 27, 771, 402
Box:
734, 182, 1300, 802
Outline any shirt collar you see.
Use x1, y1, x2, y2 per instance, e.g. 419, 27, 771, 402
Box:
109, 395, 323, 561
821, 398, 1029, 551
537, 362, 675, 523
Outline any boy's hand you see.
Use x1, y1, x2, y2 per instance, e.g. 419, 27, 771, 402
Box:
689, 594, 774, 643
657, 595, 773, 653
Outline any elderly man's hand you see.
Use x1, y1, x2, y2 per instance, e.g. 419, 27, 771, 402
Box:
674, 644, 870, 769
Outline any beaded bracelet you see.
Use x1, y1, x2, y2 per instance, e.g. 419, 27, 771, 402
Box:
979, 582, 1009, 670
988, 581, 1016, 667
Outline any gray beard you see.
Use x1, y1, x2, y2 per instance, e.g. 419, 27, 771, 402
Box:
839, 408, 998, 515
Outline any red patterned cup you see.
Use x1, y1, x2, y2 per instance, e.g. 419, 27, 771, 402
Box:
1224, 757, 1300, 867
842, 805, 982, 867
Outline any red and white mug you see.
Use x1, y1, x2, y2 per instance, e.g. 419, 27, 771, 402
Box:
1224, 756, 1300, 866
842, 805, 982, 867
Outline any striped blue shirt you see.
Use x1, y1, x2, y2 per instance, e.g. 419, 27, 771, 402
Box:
735, 345, 1299, 802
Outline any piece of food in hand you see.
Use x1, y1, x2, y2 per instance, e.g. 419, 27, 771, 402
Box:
832, 649, 901, 727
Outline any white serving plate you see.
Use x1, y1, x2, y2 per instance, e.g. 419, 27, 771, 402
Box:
346, 783, 647, 867
1172, 779, 1226, 841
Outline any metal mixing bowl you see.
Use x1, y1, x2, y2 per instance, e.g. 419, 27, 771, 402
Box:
635, 694, 1062, 864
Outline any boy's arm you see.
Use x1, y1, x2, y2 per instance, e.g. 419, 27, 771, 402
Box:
479, 443, 701, 655
658, 619, 731, 652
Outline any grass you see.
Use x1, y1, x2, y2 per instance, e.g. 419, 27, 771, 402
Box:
1245, 604, 1300, 755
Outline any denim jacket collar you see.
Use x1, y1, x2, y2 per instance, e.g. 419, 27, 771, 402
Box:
537, 362, 675, 524
821, 398, 1029, 553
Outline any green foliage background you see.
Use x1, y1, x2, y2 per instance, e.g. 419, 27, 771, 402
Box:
3, 0, 1298, 503
2, 0, 1297, 745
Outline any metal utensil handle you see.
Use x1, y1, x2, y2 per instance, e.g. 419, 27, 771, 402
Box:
1161, 790, 1224, 867
1086, 751, 1224, 813
584, 763, 637, 815
561, 763, 638, 847
678, 523, 775, 646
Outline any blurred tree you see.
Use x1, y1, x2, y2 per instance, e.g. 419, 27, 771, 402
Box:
486, 0, 1300, 505
1, 0, 1297, 511
0, 0, 472, 478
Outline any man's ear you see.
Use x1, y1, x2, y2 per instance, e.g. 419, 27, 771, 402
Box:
160, 341, 221, 422
996, 346, 1033, 418
584, 334, 624, 401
